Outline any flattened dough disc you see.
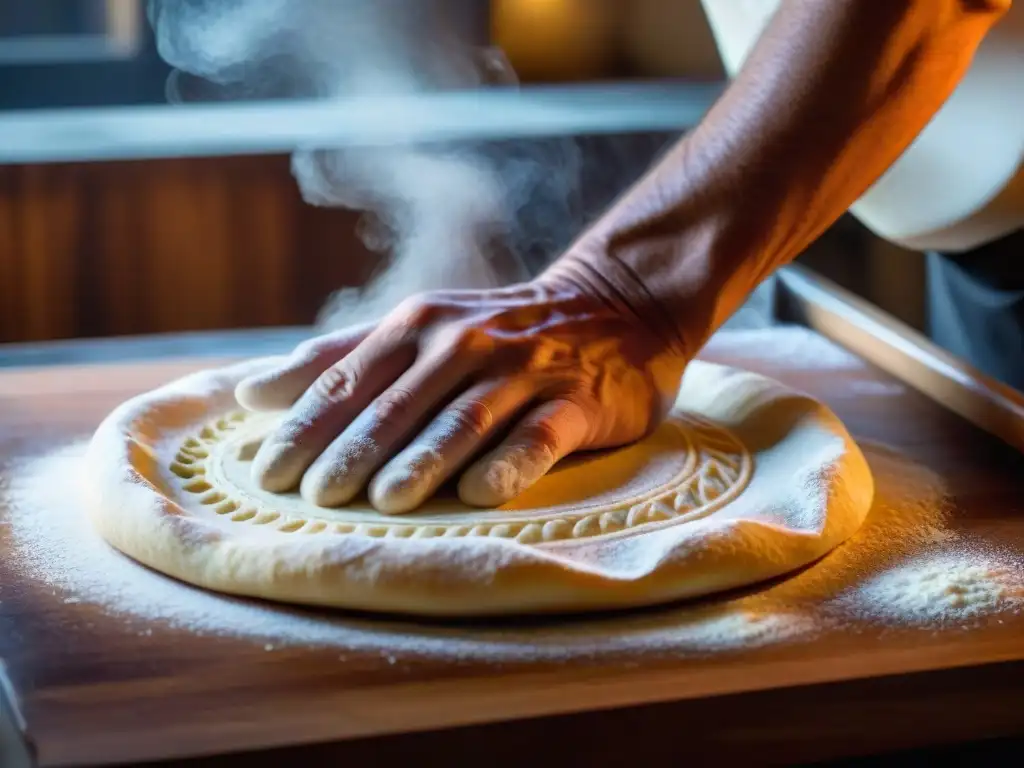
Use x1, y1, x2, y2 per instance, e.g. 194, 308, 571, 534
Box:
84, 358, 873, 617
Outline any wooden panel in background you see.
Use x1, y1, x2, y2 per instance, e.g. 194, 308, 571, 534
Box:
18, 164, 82, 341
0, 168, 20, 340
0, 156, 377, 344
0, 153, 928, 345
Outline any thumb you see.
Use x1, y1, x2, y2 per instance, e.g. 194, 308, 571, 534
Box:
235, 323, 374, 411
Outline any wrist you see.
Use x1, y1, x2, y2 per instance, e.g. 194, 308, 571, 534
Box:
546, 207, 757, 362
542, 238, 692, 358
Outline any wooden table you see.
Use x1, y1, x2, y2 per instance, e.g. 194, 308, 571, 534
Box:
2, 285, 1024, 767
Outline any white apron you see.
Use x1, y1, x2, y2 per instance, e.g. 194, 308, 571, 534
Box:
699, 0, 1023, 252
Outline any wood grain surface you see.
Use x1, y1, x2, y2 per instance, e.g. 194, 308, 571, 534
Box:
1, 329, 1024, 767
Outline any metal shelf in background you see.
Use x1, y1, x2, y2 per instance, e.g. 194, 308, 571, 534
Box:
0, 81, 723, 165
0, 327, 311, 369
776, 264, 1024, 456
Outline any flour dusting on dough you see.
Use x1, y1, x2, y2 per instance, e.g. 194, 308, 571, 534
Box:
5, 434, 1017, 661
370, 447, 446, 511
704, 327, 865, 371
469, 443, 552, 502
747, 441, 955, 611
3, 441, 808, 659
76, 357, 872, 617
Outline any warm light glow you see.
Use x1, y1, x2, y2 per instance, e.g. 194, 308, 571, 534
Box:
492, 0, 620, 81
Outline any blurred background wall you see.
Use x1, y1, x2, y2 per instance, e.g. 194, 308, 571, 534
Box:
0, 0, 926, 344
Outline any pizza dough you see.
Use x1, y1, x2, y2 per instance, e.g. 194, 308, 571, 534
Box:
84, 358, 873, 617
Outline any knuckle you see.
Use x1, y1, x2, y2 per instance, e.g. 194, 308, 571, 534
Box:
396, 294, 436, 328
312, 362, 356, 403
518, 418, 563, 454
429, 325, 491, 366
373, 387, 417, 428
448, 399, 494, 438
451, 325, 489, 354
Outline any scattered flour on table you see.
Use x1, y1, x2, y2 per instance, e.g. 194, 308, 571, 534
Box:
841, 380, 908, 398
1, 442, 810, 660
704, 326, 865, 371
2, 437, 1020, 662
748, 441, 1024, 628
846, 551, 1024, 626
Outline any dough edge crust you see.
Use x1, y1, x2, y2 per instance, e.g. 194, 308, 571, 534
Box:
83, 357, 874, 617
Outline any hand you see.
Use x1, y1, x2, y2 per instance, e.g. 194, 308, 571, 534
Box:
234, 267, 687, 514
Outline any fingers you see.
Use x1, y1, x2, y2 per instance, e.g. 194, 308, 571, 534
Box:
458, 399, 590, 508
367, 379, 537, 515
298, 340, 486, 507
251, 325, 415, 493
235, 323, 374, 412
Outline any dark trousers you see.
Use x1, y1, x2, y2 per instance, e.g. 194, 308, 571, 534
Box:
927, 229, 1024, 389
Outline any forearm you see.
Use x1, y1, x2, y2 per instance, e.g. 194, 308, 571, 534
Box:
549, 0, 1010, 357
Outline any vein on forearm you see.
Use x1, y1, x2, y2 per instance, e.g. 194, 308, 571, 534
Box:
587, 0, 1010, 350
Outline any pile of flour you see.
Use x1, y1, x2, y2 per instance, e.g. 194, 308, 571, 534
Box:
739, 441, 1024, 627
849, 552, 1024, 625
2, 436, 1021, 662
